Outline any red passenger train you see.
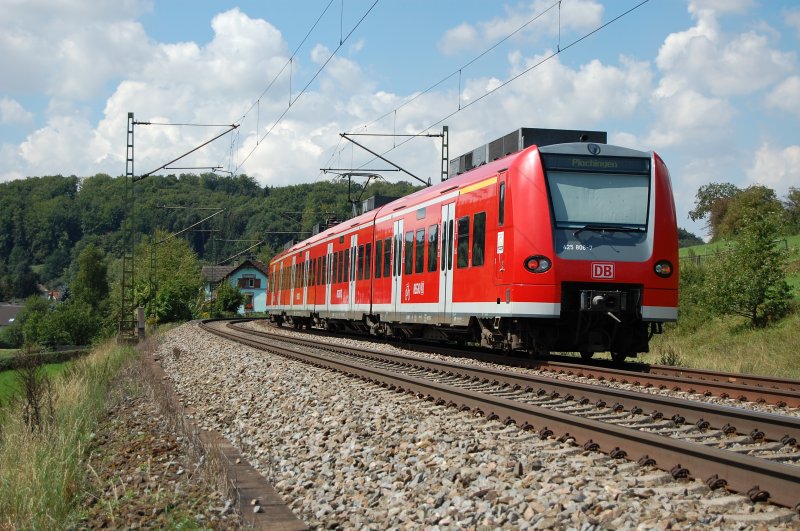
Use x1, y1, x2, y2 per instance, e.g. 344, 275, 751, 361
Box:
267, 128, 678, 361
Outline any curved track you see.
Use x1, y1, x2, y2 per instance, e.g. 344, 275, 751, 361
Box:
201, 319, 800, 511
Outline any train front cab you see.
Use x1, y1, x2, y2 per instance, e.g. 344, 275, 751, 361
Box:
501, 143, 678, 361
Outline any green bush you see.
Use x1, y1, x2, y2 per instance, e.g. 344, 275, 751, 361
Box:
699, 211, 792, 327
212, 281, 244, 317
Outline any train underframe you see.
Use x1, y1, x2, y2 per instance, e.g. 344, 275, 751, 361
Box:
271, 283, 663, 362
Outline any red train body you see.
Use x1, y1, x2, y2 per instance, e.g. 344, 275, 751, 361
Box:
267, 134, 678, 361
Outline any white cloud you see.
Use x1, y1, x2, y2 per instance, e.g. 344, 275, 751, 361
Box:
786, 9, 800, 37
655, 9, 794, 98
646, 90, 734, 149
0, 0, 153, 98
438, 0, 603, 55
688, 0, 755, 18
0, 97, 33, 124
765, 76, 800, 116
746, 143, 800, 196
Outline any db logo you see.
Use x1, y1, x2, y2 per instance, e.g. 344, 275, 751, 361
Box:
592, 263, 615, 279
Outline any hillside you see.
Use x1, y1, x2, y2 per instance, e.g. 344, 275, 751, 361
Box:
0, 173, 422, 299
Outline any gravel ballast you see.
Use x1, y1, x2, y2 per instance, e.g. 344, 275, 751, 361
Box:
157, 322, 800, 529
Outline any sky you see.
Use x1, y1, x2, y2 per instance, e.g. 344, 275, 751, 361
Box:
1, 0, 799, 239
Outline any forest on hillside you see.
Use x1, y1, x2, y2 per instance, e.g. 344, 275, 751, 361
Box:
0, 172, 420, 300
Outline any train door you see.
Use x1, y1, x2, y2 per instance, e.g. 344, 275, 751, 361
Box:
495, 172, 508, 284
438, 202, 455, 321
302, 250, 309, 308
289, 255, 297, 309
348, 234, 357, 317
324, 242, 333, 314
391, 218, 404, 318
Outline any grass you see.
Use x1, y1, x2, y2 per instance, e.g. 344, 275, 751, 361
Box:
0, 349, 18, 359
681, 233, 800, 302
0, 341, 135, 529
0, 361, 73, 403
644, 311, 800, 379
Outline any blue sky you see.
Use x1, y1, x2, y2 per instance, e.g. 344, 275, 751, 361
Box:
1, 0, 799, 238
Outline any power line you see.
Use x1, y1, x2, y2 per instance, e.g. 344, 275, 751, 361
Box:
347, 0, 563, 135
234, 0, 337, 125
339, 0, 651, 175
234, 0, 382, 174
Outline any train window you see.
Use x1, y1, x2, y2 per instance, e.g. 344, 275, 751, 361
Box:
357, 245, 364, 280
441, 221, 446, 271
344, 248, 350, 283
415, 229, 425, 273
384, 237, 392, 278
375, 240, 382, 279
365, 242, 372, 280
428, 224, 438, 272
333, 251, 339, 283
416, 207, 426, 220
322, 255, 327, 285
352, 247, 357, 281
447, 219, 454, 270
499, 182, 506, 226
404, 231, 414, 275
457, 216, 470, 268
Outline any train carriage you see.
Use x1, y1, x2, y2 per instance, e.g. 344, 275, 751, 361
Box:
267, 128, 678, 361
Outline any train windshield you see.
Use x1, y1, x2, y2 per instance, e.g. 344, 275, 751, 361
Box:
547, 172, 649, 228
542, 154, 651, 230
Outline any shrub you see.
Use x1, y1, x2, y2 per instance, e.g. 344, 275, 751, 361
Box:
212, 281, 244, 317
700, 211, 792, 327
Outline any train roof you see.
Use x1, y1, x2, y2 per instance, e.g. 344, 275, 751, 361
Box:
271, 148, 524, 263
270, 137, 657, 264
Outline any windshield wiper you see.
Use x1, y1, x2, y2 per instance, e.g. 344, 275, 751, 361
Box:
572, 224, 646, 237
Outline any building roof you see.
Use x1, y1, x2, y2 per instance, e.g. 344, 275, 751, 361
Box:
200, 265, 236, 283
230, 259, 270, 277
201, 259, 270, 284
0, 303, 23, 327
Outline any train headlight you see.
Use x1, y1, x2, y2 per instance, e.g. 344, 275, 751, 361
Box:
654, 260, 673, 278
524, 255, 551, 273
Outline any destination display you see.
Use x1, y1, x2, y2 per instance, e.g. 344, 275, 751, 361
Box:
541, 154, 651, 174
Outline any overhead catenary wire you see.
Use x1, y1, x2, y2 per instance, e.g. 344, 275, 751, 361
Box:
341, 0, 651, 175
234, 0, 381, 174
321, 0, 563, 172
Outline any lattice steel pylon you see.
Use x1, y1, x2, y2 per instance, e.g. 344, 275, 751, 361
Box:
119, 112, 137, 341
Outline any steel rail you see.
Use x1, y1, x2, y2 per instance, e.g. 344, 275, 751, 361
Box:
230, 322, 800, 445
257, 322, 800, 407
202, 321, 800, 510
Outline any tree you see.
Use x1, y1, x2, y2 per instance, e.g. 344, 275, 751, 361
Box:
130, 231, 202, 324
689, 182, 740, 240
699, 210, 792, 327
784, 187, 800, 234
72, 244, 109, 309
715, 185, 786, 239
677, 228, 704, 248
212, 280, 244, 317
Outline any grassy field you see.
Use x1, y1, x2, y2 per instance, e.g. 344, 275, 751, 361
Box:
0, 361, 73, 403
0, 342, 135, 528
646, 234, 800, 377
0, 349, 18, 359
680, 234, 800, 300
643, 312, 800, 379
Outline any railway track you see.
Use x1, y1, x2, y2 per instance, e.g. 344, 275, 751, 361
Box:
253, 319, 800, 408
201, 319, 800, 511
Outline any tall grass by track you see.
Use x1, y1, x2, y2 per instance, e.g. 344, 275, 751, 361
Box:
0, 361, 72, 403
645, 312, 800, 379
0, 342, 135, 529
